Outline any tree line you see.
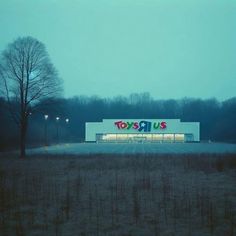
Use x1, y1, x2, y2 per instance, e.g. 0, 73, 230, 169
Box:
0, 93, 236, 150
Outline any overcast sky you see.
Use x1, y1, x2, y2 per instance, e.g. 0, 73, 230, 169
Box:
0, 0, 235, 100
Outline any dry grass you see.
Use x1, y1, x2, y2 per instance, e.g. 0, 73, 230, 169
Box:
0, 153, 235, 236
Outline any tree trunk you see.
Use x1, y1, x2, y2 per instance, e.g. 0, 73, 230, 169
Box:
20, 119, 27, 158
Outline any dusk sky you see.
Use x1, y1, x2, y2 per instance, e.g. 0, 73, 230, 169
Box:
0, 0, 235, 100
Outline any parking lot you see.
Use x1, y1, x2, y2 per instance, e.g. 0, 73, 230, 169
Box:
27, 142, 236, 155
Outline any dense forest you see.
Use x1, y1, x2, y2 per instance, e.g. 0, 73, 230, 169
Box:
0, 93, 236, 150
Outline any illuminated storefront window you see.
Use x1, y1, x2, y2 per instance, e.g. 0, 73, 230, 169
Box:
101, 134, 116, 141
116, 134, 128, 140
163, 134, 174, 142
174, 134, 184, 142
152, 134, 163, 141
97, 133, 193, 143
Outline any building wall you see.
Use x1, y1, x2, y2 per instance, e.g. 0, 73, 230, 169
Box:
85, 119, 200, 142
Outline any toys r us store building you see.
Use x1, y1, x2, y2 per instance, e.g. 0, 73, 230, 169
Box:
85, 119, 200, 143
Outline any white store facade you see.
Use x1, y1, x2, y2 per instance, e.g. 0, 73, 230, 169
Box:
85, 119, 200, 143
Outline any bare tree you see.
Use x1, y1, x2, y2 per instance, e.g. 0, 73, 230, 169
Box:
0, 36, 62, 157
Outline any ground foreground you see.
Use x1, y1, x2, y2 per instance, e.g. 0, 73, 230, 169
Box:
0, 153, 236, 236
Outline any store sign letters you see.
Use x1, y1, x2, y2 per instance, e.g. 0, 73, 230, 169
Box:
114, 120, 167, 132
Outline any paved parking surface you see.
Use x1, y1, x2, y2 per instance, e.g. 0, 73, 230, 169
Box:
27, 142, 236, 155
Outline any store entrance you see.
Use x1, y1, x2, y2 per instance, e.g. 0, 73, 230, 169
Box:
132, 136, 147, 143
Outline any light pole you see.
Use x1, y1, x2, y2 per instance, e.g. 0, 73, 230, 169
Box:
44, 114, 48, 146
65, 118, 69, 142
56, 116, 60, 144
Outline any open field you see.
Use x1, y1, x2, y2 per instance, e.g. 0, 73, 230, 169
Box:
0, 153, 236, 236
27, 142, 236, 155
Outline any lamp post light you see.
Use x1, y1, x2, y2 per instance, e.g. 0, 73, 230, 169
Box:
65, 118, 69, 142
56, 116, 60, 144
44, 114, 48, 146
